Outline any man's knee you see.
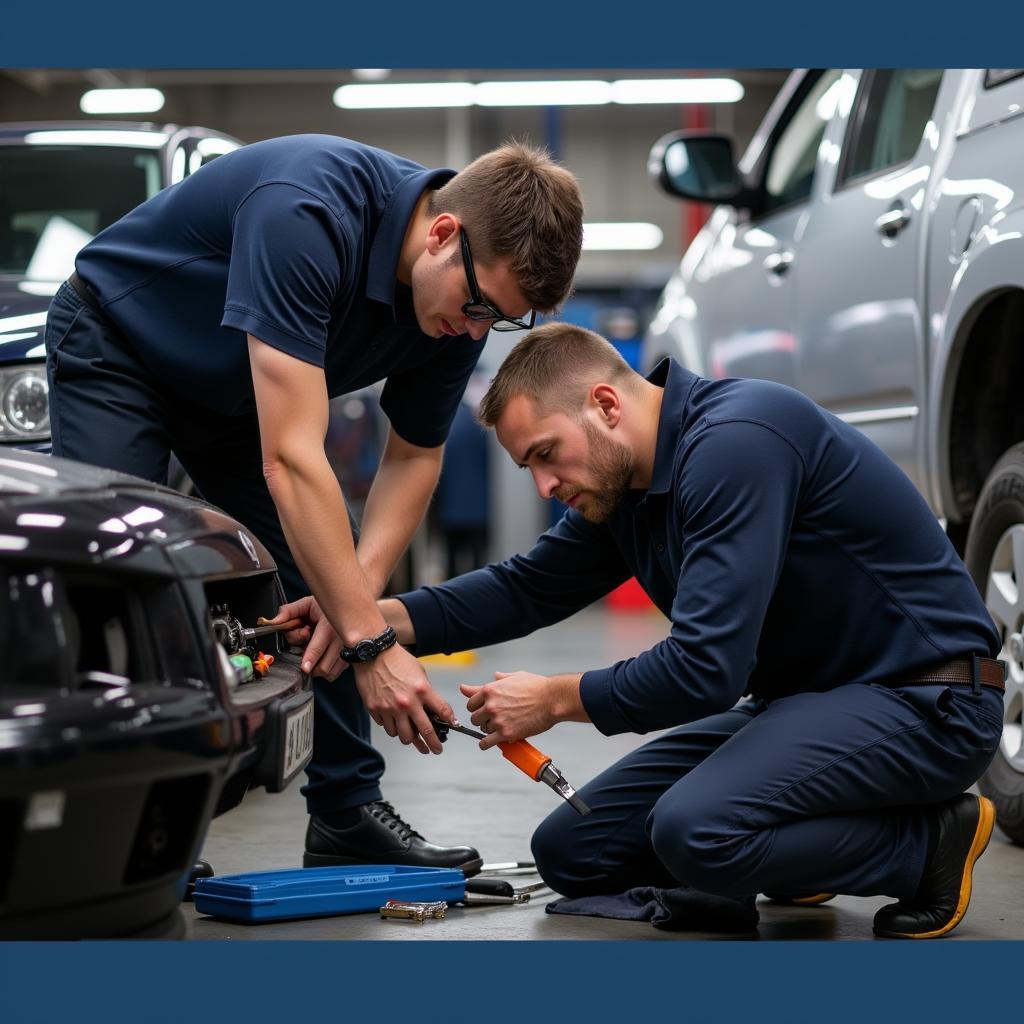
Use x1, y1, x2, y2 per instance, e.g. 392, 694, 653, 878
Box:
647, 795, 753, 895
531, 805, 590, 897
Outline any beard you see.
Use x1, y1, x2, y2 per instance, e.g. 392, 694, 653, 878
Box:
559, 420, 635, 524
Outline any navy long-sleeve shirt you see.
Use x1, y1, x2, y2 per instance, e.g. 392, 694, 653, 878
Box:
399, 360, 998, 736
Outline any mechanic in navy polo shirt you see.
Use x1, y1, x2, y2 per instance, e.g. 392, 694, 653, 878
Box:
44, 136, 583, 873
291, 321, 1001, 938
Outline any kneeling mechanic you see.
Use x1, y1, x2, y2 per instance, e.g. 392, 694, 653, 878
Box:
277, 322, 1004, 937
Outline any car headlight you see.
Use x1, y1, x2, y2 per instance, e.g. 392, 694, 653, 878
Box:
0, 366, 50, 441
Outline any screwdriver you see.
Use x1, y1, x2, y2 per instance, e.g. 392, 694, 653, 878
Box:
247, 616, 304, 640
430, 715, 591, 816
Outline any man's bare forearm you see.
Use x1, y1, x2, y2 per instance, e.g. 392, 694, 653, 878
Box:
265, 452, 386, 643
547, 673, 590, 723
357, 432, 443, 597
379, 597, 416, 646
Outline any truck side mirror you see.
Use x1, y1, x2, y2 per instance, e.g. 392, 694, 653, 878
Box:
648, 132, 744, 205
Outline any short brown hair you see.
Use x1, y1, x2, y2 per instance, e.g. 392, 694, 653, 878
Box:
428, 142, 583, 313
478, 322, 636, 427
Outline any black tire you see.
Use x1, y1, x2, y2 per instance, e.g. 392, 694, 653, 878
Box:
964, 442, 1024, 844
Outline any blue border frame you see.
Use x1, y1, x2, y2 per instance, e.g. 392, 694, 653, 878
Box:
2, 940, 1019, 1021
2, 3, 1021, 1020
4, 0, 1024, 66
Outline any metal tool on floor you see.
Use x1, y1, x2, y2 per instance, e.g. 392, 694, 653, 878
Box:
455, 891, 531, 906
430, 716, 591, 816
380, 899, 448, 923
465, 877, 550, 899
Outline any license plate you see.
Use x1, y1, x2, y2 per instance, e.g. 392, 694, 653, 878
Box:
282, 697, 314, 784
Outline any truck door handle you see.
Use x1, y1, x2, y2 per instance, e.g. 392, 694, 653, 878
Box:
875, 206, 911, 238
763, 250, 794, 277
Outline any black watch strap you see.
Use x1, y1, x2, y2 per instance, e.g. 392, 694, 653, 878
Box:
340, 625, 398, 664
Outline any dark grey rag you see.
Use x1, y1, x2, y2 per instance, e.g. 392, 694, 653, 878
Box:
545, 887, 759, 933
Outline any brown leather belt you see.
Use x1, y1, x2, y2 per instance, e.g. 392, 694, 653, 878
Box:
67, 270, 104, 315
896, 656, 1006, 694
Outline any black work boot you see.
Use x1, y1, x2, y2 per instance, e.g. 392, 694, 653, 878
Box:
303, 800, 483, 876
873, 794, 996, 939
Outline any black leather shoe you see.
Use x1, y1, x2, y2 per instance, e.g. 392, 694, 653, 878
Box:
763, 892, 836, 906
303, 800, 483, 876
873, 794, 995, 939
183, 859, 214, 902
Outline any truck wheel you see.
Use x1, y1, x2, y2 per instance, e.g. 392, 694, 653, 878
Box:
964, 442, 1024, 844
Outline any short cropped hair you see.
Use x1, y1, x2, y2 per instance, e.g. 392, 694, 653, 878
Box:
427, 143, 584, 313
478, 322, 637, 427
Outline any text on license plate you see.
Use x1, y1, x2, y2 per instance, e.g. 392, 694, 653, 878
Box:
283, 698, 314, 782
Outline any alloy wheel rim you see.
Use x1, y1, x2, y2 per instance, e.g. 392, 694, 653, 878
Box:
984, 524, 1024, 771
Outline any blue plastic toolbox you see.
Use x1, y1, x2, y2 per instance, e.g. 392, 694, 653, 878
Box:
192, 865, 467, 923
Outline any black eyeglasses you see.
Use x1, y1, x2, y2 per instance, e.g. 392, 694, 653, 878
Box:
460, 229, 536, 333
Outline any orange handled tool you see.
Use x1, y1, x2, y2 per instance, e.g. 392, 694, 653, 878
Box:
430, 715, 591, 816
498, 738, 551, 779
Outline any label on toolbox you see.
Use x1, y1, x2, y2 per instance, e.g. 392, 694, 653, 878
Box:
346, 874, 390, 886
282, 697, 314, 783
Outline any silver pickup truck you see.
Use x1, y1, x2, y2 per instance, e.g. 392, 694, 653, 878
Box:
643, 68, 1024, 842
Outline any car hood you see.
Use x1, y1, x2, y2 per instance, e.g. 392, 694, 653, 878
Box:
0, 276, 52, 362
0, 449, 276, 577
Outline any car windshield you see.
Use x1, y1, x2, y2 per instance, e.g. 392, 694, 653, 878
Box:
0, 144, 162, 280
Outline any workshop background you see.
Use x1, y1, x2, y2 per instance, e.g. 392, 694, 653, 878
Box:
0, 68, 784, 578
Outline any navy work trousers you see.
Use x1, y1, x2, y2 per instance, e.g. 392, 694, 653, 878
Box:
532, 681, 1002, 899
45, 281, 383, 813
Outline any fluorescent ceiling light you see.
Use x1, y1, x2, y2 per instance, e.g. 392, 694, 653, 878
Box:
80, 88, 165, 115
24, 130, 168, 148
612, 78, 744, 104
352, 69, 391, 81
476, 80, 611, 106
582, 222, 664, 251
334, 82, 474, 109
334, 78, 744, 110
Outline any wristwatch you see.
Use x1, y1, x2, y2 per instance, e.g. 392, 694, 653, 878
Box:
340, 625, 398, 664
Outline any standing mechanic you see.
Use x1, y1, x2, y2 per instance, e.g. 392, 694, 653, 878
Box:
44, 137, 583, 874
284, 321, 1004, 937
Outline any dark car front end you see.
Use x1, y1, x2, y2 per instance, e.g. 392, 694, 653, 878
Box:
0, 450, 311, 938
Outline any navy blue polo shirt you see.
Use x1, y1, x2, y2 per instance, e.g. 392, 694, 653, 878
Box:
76, 135, 485, 447
399, 360, 999, 735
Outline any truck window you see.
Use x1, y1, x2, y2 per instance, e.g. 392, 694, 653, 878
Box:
762, 69, 843, 215
985, 69, 1024, 88
838, 69, 942, 185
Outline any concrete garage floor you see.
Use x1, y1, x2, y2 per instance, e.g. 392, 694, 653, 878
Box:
182, 606, 1024, 941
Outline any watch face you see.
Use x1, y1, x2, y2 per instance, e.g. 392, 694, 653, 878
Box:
354, 639, 377, 662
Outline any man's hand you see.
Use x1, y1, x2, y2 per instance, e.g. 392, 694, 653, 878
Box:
355, 644, 456, 755
462, 670, 583, 751
264, 597, 347, 679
